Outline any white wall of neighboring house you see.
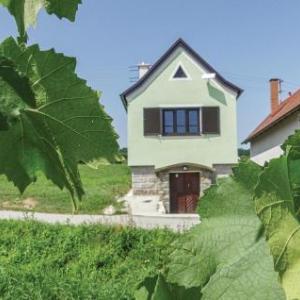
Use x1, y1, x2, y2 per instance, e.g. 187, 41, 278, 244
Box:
250, 111, 300, 165
251, 145, 283, 165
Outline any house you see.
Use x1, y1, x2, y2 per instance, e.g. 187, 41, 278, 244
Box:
244, 79, 300, 165
120, 38, 243, 214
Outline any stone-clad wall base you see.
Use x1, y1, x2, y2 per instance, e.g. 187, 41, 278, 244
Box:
131, 166, 159, 195
200, 170, 214, 197
131, 166, 215, 213
157, 172, 169, 212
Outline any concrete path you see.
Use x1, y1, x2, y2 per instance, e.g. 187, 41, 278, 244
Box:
123, 190, 165, 215
0, 210, 200, 232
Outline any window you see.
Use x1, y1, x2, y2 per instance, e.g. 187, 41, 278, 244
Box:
163, 110, 174, 134
144, 107, 220, 137
163, 108, 200, 136
176, 110, 186, 134
173, 66, 187, 79
188, 110, 199, 133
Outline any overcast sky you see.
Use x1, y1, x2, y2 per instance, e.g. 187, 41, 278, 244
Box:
1, 0, 300, 147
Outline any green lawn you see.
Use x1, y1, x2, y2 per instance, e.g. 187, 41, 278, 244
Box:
0, 220, 177, 299
0, 164, 131, 214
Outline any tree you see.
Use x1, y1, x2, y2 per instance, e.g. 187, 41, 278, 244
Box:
119, 147, 128, 160
0, 1, 119, 211
238, 147, 250, 158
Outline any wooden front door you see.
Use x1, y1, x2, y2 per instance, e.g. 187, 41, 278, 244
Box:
170, 173, 200, 213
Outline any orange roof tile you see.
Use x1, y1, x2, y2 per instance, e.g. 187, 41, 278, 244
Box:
244, 89, 300, 143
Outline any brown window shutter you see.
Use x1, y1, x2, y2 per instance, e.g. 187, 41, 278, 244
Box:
202, 107, 220, 134
144, 108, 161, 135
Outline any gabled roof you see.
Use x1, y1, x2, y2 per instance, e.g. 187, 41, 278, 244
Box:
244, 89, 300, 143
120, 38, 243, 110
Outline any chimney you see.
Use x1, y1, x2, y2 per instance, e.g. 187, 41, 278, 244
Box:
138, 62, 151, 79
270, 78, 281, 114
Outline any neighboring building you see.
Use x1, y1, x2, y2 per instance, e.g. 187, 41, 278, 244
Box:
120, 38, 243, 213
244, 79, 300, 165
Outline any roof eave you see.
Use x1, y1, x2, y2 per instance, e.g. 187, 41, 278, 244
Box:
236, 88, 244, 98
120, 38, 243, 110
120, 93, 128, 112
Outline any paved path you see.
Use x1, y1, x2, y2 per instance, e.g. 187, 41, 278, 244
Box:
0, 210, 200, 232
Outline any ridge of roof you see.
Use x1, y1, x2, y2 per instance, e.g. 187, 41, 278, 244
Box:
120, 38, 243, 110
244, 88, 300, 143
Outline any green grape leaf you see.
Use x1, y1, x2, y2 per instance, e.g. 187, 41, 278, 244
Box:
0, 111, 9, 130
282, 129, 300, 213
0, 37, 119, 209
135, 274, 201, 300
232, 157, 262, 192
0, 0, 81, 42
44, 0, 81, 21
164, 161, 285, 300
255, 150, 300, 299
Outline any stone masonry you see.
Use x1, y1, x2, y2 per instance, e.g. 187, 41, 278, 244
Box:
131, 165, 214, 213
131, 166, 159, 195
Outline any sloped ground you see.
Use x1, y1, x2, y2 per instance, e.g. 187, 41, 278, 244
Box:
0, 164, 131, 214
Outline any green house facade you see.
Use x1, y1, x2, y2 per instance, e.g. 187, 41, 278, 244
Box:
121, 39, 242, 213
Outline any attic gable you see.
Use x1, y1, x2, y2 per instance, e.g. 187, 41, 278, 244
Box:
120, 38, 243, 110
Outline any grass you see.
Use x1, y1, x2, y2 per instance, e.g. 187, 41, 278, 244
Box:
0, 164, 131, 214
0, 220, 177, 299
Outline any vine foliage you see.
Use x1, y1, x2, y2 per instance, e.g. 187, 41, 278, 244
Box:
136, 131, 300, 300
0, 1, 119, 210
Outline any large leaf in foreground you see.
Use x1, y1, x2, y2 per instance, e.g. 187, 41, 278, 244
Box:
282, 129, 300, 215
0, 37, 118, 208
135, 274, 201, 300
0, 0, 81, 42
255, 147, 300, 299
164, 161, 285, 300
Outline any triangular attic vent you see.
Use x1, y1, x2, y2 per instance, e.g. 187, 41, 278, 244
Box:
173, 65, 187, 78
